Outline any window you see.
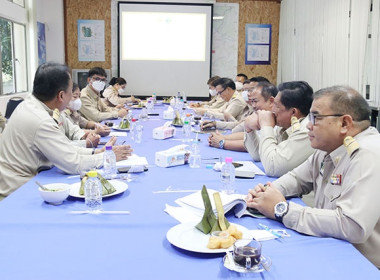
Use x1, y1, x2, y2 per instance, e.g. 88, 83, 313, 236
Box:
0, 17, 28, 95
12, 0, 25, 8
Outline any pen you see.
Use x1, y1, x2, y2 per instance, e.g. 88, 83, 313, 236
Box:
121, 140, 126, 145
258, 223, 283, 238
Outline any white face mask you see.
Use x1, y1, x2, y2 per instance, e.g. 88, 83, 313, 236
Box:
235, 81, 243, 91
92, 80, 105, 92
209, 89, 217, 96
118, 88, 125, 95
241, 90, 249, 102
68, 98, 82, 111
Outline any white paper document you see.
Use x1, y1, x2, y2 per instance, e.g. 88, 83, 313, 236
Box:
110, 131, 128, 137
116, 154, 149, 167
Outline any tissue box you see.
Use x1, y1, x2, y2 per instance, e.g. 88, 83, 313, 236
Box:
163, 110, 175, 120
155, 145, 190, 167
153, 126, 175, 140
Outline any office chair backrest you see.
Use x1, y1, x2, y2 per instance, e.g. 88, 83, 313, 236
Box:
5, 97, 24, 119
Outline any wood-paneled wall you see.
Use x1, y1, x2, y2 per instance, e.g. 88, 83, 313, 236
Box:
64, 0, 112, 70
64, 0, 280, 84
216, 0, 281, 84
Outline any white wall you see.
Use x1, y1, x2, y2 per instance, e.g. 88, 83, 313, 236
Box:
36, 0, 65, 63
0, 0, 65, 115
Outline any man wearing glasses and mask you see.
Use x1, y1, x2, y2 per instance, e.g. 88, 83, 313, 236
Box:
245, 86, 380, 269
194, 77, 248, 121
79, 67, 128, 122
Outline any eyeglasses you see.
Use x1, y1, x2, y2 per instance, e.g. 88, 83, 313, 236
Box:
308, 112, 344, 125
216, 88, 227, 95
92, 77, 107, 82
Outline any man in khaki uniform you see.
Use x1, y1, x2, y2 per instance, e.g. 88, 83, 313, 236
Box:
206, 81, 277, 152
79, 67, 128, 122
189, 76, 226, 109
194, 78, 248, 121
246, 86, 380, 268
0, 112, 6, 133
244, 81, 314, 177
0, 62, 132, 198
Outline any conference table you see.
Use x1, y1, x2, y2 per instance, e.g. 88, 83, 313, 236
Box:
0, 103, 379, 280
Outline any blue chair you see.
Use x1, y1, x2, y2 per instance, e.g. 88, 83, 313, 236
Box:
5, 97, 24, 119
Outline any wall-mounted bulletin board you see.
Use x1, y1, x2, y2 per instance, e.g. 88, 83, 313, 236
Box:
245, 24, 271, 65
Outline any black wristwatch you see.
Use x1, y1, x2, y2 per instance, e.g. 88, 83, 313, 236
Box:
274, 201, 289, 223
219, 139, 225, 149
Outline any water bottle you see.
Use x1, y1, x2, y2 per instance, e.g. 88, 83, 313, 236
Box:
135, 120, 143, 143
84, 170, 103, 213
189, 139, 201, 168
103, 146, 116, 179
130, 118, 136, 141
152, 92, 157, 104
146, 100, 153, 114
221, 157, 235, 194
183, 113, 192, 141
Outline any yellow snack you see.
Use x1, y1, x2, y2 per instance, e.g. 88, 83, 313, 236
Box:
207, 226, 242, 249
228, 224, 243, 240
207, 236, 221, 249
220, 236, 236, 249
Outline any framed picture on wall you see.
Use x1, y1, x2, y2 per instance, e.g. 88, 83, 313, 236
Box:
245, 24, 272, 65
72, 69, 111, 90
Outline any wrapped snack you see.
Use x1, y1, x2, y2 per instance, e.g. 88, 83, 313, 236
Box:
79, 173, 116, 196
195, 185, 230, 234
172, 111, 184, 127
119, 117, 130, 129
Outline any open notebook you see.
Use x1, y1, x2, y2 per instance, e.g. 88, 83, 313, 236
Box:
175, 188, 265, 218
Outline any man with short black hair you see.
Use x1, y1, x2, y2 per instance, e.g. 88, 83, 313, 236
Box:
0, 62, 132, 198
246, 86, 380, 268
194, 77, 248, 121
79, 67, 128, 122
244, 81, 314, 176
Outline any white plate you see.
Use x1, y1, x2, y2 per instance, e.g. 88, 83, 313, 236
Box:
223, 254, 271, 273
166, 223, 252, 253
112, 125, 130, 131
69, 180, 128, 199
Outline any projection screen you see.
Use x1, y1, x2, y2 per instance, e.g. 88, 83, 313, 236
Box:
118, 2, 213, 98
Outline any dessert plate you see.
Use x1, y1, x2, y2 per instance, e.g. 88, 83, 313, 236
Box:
166, 223, 252, 253
69, 180, 128, 198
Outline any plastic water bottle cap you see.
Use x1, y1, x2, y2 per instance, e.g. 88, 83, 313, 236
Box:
87, 170, 98, 177
225, 157, 233, 163
132, 118, 137, 122
186, 113, 191, 117
184, 121, 189, 124
105, 146, 112, 151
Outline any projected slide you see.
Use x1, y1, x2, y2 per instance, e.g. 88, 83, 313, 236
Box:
122, 12, 206, 61
118, 3, 212, 98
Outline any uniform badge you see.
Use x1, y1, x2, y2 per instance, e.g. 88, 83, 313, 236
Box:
291, 116, 300, 132
330, 174, 342, 185
343, 136, 359, 155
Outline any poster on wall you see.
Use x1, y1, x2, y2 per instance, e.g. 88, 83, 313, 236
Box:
245, 24, 271, 65
37, 22, 46, 65
77, 19, 105, 61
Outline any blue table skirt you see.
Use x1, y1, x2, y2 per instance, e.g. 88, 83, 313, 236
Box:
0, 104, 378, 279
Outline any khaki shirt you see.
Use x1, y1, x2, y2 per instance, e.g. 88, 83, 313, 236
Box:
63, 109, 88, 129
79, 85, 118, 122
273, 126, 380, 268
215, 105, 254, 131
201, 95, 226, 109
206, 92, 248, 121
0, 112, 6, 132
103, 85, 129, 107
244, 117, 314, 177
0, 95, 103, 196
